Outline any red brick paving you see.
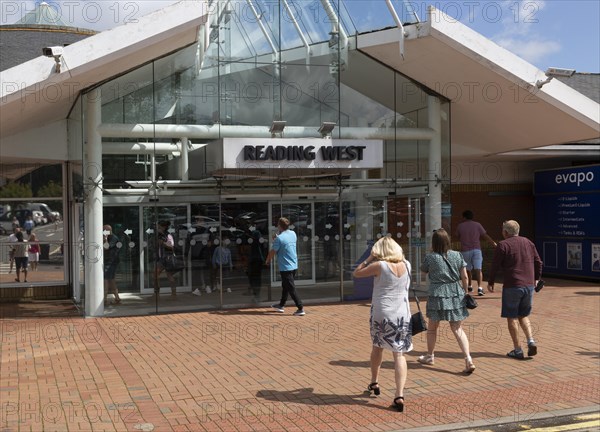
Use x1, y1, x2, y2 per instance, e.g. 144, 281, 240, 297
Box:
1, 278, 599, 431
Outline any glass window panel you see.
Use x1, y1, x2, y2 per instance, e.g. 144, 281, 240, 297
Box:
0, 162, 66, 287
100, 64, 154, 124
218, 0, 278, 62
345, 0, 420, 33
218, 62, 280, 126
281, 63, 339, 127
102, 207, 140, 297
341, 51, 394, 132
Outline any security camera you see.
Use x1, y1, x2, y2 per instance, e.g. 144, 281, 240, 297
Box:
42, 46, 64, 58
545, 67, 576, 78
536, 67, 576, 88
42, 46, 64, 73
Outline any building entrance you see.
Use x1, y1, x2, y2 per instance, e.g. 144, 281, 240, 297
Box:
101, 183, 429, 314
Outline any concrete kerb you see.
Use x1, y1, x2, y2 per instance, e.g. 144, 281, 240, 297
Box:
395, 403, 600, 432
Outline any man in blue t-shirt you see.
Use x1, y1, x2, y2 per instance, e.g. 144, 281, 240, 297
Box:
266, 217, 305, 316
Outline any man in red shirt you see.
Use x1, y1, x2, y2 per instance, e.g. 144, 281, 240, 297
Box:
456, 210, 497, 296
487, 220, 543, 360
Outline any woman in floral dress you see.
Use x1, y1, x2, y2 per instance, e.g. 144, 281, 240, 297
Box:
353, 236, 412, 412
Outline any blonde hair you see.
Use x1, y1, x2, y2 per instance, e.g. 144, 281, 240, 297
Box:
371, 236, 404, 263
503, 220, 520, 236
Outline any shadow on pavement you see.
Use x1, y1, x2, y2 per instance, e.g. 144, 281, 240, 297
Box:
256, 387, 394, 412
0, 300, 79, 319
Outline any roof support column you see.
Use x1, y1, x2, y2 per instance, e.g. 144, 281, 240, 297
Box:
181, 137, 189, 182
84, 89, 104, 317
427, 95, 442, 234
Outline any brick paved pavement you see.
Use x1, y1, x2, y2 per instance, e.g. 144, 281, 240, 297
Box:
1, 278, 598, 432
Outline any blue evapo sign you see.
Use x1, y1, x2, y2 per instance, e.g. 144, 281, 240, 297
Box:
534, 165, 600, 194
534, 165, 600, 279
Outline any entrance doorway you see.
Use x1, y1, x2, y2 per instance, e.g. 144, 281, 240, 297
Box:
101, 184, 429, 313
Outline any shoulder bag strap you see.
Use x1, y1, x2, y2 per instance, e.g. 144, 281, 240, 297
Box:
442, 253, 460, 281
404, 260, 422, 313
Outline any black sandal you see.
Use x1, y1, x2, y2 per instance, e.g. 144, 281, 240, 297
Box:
392, 396, 404, 412
367, 382, 380, 396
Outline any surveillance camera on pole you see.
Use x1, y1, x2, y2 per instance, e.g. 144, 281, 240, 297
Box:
42, 46, 64, 73
536, 67, 576, 88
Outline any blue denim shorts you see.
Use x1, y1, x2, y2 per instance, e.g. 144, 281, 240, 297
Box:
461, 249, 483, 271
501, 286, 534, 318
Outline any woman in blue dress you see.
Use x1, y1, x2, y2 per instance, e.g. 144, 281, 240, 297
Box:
417, 228, 476, 374
353, 236, 412, 412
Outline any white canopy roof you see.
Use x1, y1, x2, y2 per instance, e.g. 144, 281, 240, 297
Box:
1, 3, 598, 165
358, 7, 599, 161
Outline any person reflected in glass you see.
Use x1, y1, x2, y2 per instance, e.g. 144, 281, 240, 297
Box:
7, 226, 19, 274
23, 215, 34, 235
247, 230, 266, 303
189, 232, 212, 296
212, 234, 233, 292
28, 233, 40, 272
155, 220, 177, 296
352, 235, 412, 412
13, 230, 29, 283
417, 228, 475, 374
103, 225, 121, 305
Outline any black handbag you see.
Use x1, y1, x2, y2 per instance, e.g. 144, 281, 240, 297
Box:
410, 286, 427, 336
465, 294, 478, 309
411, 310, 427, 335
161, 253, 184, 273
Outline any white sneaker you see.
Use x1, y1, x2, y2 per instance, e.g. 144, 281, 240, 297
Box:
205, 286, 212, 293
417, 354, 435, 365
271, 304, 284, 313
226, 288, 232, 293
192, 289, 201, 296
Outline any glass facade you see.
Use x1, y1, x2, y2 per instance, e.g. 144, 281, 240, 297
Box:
0, 164, 67, 289
1, 1, 449, 316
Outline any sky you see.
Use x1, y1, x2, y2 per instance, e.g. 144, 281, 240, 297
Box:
1, 0, 598, 73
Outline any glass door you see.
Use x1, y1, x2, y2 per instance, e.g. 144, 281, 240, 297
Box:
269, 202, 315, 286
141, 205, 189, 294
72, 202, 84, 305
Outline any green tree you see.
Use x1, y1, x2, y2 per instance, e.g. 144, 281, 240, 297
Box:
0, 182, 33, 198
37, 181, 62, 197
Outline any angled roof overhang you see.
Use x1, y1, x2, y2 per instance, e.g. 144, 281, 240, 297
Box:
0, 0, 205, 140
358, 6, 600, 161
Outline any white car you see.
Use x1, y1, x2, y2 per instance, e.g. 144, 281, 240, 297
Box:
31, 210, 46, 225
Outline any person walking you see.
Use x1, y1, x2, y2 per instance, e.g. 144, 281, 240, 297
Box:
28, 233, 40, 271
212, 237, 233, 292
247, 230, 266, 303
7, 227, 19, 273
154, 220, 178, 296
23, 215, 34, 235
487, 220, 543, 360
103, 225, 122, 305
417, 228, 476, 374
13, 230, 28, 283
353, 236, 412, 412
456, 210, 497, 296
266, 217, 305, 316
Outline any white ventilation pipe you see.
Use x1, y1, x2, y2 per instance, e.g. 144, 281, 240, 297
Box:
99, 124, 435, 141
101, 142, 207, 155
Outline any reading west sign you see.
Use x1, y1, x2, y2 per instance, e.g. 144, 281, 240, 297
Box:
221, 138, 383, 169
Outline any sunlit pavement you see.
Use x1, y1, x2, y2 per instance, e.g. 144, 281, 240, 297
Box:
0, 278, 598, 432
